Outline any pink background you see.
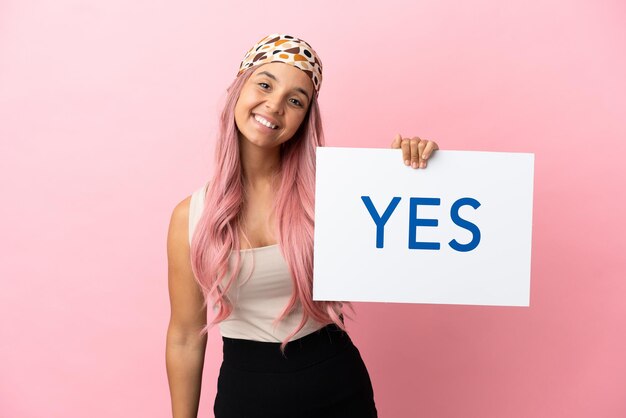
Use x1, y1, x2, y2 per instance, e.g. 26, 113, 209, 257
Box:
1, 1, 625, 417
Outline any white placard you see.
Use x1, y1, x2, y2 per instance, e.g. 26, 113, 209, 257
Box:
313, 148, 534, 306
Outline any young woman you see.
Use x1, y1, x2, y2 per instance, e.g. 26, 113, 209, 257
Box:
166, 34, 438, 418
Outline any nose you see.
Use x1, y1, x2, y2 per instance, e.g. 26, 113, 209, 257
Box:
264, 93, 284, 114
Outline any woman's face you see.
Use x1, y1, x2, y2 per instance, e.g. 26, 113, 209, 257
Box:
234, 62, 315, 149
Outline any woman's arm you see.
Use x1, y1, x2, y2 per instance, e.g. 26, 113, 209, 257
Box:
165, 196, 208, 418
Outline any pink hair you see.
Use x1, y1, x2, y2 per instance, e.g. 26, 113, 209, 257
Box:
190, 66, 352, 352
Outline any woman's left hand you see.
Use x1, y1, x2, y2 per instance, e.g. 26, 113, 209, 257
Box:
390, 134, 439, 169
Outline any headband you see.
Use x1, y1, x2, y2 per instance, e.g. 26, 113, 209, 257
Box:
237, 34, 323, 94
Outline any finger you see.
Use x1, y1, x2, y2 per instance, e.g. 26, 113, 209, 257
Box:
390, 133, 402, 149
421, 141, 439, 168
417, 140, 427, 168
400, 138, 411, 165
410, 137, 420, 168
422, 141, 436, 162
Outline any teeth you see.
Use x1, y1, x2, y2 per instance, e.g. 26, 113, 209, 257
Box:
254, 114, 278, 129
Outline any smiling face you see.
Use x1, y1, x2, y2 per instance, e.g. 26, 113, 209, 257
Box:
234, 62, 315, 150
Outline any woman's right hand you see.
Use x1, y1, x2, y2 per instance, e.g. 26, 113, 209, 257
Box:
390, 133, 439, 169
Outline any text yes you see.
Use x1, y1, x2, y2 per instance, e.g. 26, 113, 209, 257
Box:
361, 196, 481, 252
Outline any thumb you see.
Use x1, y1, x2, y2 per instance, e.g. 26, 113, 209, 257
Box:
391, 133, 402, 148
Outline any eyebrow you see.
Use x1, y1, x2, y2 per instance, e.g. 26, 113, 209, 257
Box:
256, 71, 310, 101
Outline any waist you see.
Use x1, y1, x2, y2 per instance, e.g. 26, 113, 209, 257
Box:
221, 323, 353, 372
218, 313, 326, 342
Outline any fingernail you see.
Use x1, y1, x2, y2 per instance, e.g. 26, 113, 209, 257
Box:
412, 162, 418, 169
405, 160, 410, 166
420, 162, 426, 168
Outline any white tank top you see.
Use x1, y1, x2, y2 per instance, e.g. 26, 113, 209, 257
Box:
188, 182, 325, 342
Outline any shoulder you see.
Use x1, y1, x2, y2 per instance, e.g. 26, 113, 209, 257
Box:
171, 195, 192, 223
167, 195, 192, 250
168, 182, 210, 246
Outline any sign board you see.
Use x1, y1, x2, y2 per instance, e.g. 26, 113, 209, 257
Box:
313, 148, 534, 306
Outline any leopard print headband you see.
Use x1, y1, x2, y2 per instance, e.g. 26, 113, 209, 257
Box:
237, 34, 323, 94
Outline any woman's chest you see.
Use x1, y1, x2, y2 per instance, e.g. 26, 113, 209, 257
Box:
240, 192, 277, 249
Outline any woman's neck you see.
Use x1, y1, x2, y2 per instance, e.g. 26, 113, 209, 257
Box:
239, 138, 281, 185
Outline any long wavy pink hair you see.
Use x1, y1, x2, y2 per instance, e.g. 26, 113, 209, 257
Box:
190, 66, 352, 352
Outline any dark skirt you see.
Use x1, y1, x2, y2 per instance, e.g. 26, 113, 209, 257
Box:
214, 324, 378, 418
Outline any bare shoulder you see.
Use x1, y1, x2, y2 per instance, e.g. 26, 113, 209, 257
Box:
168, 195, 192, 241
167, 195, 193, 287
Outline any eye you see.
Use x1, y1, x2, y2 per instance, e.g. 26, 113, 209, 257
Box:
290, 98, 303, 107
258, 82, 270, 89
